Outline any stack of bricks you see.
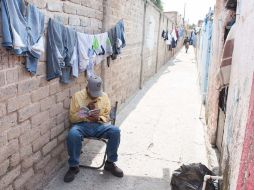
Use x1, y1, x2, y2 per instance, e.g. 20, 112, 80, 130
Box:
0, 0, 180, 189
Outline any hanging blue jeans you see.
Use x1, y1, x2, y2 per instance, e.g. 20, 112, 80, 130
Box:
46, 18, 78, 83
67, 122, 121, 167
1, 0, 45, 75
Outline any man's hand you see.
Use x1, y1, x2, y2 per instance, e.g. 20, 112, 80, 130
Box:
86, 115, 100, 122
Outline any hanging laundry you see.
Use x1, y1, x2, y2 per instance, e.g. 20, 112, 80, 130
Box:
93, 33, 113, 64
178, 27, 184, 38
77, 32, 94, 73
171, 37, 177, 49
165, 31, 169, 41
86, 49, 96, 78
175, 29, 179, 40
161, 30, 166, 38
46, 18, 78, 84
1, 0, 45, 75
108, 20, 126, 60
171, 29, 178, 42
161, 30, 169, 41
77, 32, 112, 78
171, 29, 178, 47
166, 32, 173, 51
166, 32, 172, 45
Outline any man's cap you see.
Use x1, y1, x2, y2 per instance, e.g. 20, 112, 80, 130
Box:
87, 76, 103, 97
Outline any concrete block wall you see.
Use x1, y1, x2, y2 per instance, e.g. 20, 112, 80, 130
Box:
236, 74, 254, 189
142, 4, 160, 83
220, 0, 254, 188
102, 0, 177, 105
157, 16, 172, 70
102, 0, 145, 105
205, 0, 254, 189
206, 0, 235, 145
0, 0, 179, 189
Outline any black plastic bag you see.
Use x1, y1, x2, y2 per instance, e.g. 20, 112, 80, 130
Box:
171, 163, 216, 190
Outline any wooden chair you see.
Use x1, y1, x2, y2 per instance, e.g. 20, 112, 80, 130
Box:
79, 101, 118, 169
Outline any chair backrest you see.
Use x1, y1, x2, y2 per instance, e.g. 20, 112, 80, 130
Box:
110, 101, 118, 125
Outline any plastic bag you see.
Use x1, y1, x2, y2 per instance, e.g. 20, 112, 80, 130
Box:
171, 163, 216, 190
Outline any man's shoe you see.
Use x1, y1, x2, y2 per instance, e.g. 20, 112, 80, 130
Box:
64, 166, 80, 183
104, 161, 124, 177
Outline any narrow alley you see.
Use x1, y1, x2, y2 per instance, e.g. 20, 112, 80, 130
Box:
2, 0, 254, 189
44, 47, 211, 190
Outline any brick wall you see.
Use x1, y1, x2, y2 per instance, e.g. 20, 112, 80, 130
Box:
0, 0, 179, 189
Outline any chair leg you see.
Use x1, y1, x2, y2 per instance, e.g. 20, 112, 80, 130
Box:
79, 139, 107, 170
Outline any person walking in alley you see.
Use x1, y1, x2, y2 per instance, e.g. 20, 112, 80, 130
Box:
64, 75, 123, 183
183, 36, 190, 53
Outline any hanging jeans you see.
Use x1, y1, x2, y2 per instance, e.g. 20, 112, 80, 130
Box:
46, 18, 78, 84
108, 20, 126, 60
1, 0, 45, 74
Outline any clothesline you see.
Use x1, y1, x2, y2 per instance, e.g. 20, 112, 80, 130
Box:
161, 27, 185, 50
46, 18, 125, 84
1, 0, 126, 84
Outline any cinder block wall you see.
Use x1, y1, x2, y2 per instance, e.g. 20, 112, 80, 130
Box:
220, 0, 254, 188
206, 0, 235, 145
0, 0, 178, 189
206, 0, 254, 189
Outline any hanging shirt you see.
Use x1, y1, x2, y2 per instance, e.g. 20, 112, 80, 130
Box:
77, 32, 94, 72
93, 32, 113, 64
171, 29, 178, 42
161, 30, 166, 39
77, 32, 112, 77
166, 33, 173, 45
1, 0, 45, 75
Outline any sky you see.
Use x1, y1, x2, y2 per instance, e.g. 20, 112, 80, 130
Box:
162, 0, 215, 24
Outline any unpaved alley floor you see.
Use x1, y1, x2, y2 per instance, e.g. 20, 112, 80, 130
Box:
44, 47, 209, 190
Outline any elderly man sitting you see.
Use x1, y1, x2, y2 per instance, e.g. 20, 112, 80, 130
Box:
64, 76, 123, 183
